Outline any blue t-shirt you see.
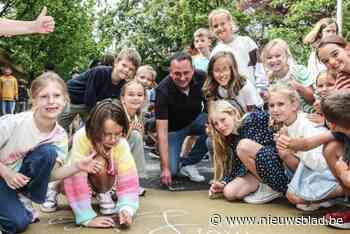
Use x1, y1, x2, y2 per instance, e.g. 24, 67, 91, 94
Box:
192, 56, 209, 73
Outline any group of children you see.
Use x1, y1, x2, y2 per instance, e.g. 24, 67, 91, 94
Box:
203, 8, 350, 230
1, 5, 350, 234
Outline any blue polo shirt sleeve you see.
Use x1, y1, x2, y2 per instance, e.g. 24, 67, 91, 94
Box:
155, 87, 168, 120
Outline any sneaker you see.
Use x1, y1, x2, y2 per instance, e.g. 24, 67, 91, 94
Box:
96, 191, 116, 215
40, 186, 59, 213
325, 209, 350, 229
243, 183, 283, 204
179, 165, 205, 182
148, 151, 160, 160
296, 200, 336, 212
139, 187, 146, 196
18, 194, 39, 223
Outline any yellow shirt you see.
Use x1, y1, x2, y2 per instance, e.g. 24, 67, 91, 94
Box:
0, 75, 18, 100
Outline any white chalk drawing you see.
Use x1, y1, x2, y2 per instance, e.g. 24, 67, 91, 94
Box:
135, 209, 233, 234
48, 209, 244, 234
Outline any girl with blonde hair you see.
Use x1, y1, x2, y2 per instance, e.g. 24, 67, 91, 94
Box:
208, 100, 288, 203
261, 38, 315, 113
270, 83, 343, 211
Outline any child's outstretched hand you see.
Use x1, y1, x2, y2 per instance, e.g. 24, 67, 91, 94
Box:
3, 168, 30, 190
119, 210, 132, 228
77, 155, 104, 174
33, 7, 55, 34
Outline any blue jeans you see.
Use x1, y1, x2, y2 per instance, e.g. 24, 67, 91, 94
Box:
168, 113, 208, 176
0, 144, 57, 234
2, 101, 15, 115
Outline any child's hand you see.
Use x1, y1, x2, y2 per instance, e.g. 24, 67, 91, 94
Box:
259, 90, 269, 103
307, 113, 325, 126
119, 210, 132, 228
85, 216, 115, 228
288, 79, 301, 91
276, 126, 289, 150
209, 181, 225, 193
205, 123, 213, 137
129, 121, 144, 135
276, 134, 291, 151
33, 7, 55, 34
313, 100, 321, 114
3, 169, 30, 190
77, 155, 104, 174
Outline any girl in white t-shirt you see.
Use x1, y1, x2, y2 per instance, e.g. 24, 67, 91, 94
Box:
0, 72, 101, 234
203, 50, 263, 113
269, 83, 344, 211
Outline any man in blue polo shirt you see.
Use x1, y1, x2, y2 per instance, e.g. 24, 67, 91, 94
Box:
156, 52, 208, 186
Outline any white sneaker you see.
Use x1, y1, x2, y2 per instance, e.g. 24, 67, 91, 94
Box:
18, 194, 39, 223
96, 191, 116, 215
296, 200, 336, 212
179, 165, 205, 182
40, 186, 59, 213
243, 183, 283, 204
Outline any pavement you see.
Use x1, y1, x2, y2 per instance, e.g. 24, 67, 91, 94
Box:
23, 150, 350, 234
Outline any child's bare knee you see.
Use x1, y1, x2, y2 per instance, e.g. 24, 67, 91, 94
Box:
236, 139, 254, 157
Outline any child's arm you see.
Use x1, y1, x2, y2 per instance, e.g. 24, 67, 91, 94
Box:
289, 80, 315, 105
0, 7, 54, 36
277, 131, 335, 151
0, 162, 30, 189
114, 139, 139, 227
335, 158, 350, 188
50, 155, 102, 181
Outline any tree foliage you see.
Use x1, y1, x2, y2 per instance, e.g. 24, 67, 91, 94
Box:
97, 0, 350, 79
1, 1, 349, 81
0, 0, 101, 80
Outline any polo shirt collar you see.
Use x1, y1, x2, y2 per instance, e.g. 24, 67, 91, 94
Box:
168, 75, 199, 94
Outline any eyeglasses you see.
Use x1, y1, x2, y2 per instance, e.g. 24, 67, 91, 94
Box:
103, 131, 124, 141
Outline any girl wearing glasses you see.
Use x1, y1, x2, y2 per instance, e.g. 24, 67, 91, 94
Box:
63, 100, 139, 229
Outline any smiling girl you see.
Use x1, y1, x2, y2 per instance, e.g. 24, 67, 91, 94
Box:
304, 18, 338, 81
203, 51, 263, 112
317, 35, 350, 90
269, 83, 343, 211
261, 38, 315, 113
0, 72, 101, 234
